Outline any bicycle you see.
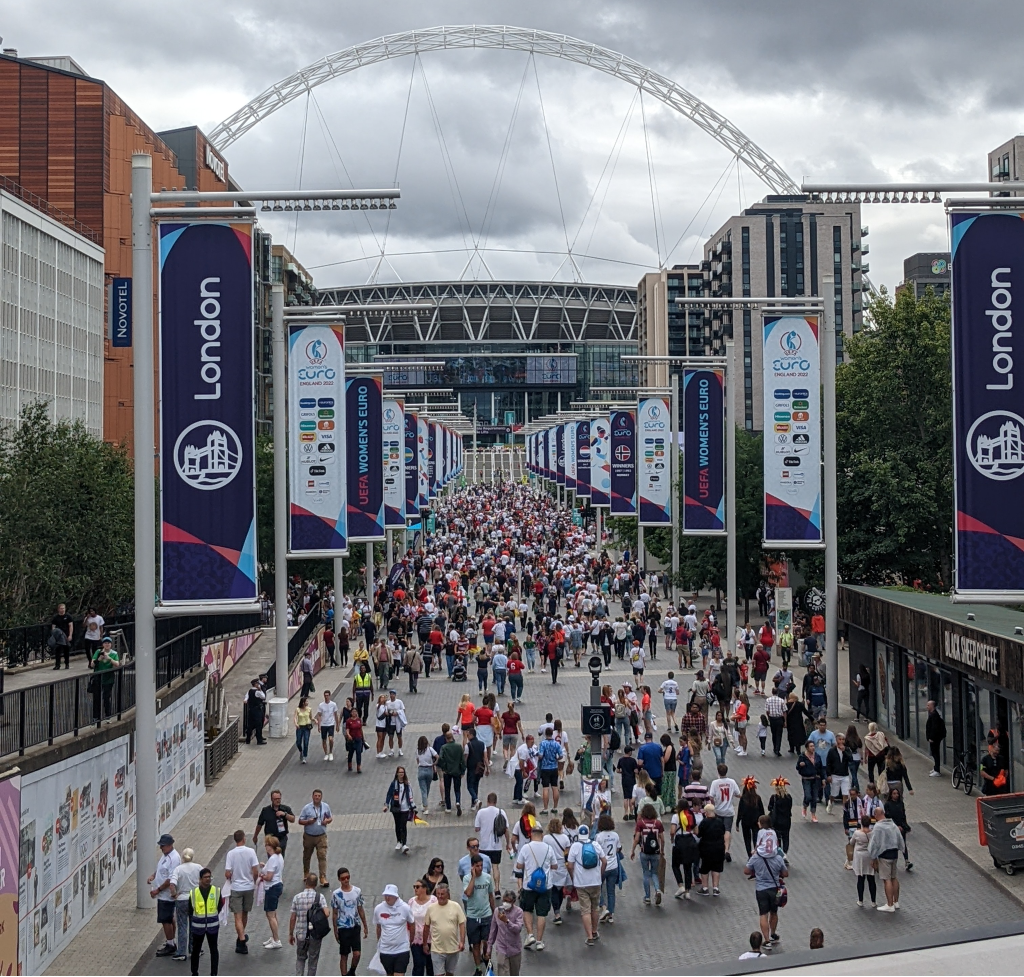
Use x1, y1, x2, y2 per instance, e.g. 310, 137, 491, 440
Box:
951, 750, 975, 795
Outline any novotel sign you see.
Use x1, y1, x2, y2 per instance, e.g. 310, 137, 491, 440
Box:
108, 277, 132, 347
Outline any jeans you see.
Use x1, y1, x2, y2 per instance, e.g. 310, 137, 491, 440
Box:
446, 654, 455, 677
408, 671, 419, 694
509, 673, 523, 701
346, 738, 364, 769
671, 851, 700, 889
478, 671, 489, 692
801, 778, 818, 813
418, 767, 434, 807
175, 899, 190, 957
615, 716, 632, 748
494, 669, 507, 695
467, 771, 482, 806
640, 852, 661, 898
600, 870, 617, 913
712, 741, 728, 767
295, 726, 311, 759
411, 943, 434, 976
850, 758, 861, 792
443, 773, 462, 809
525, 649, 536, 669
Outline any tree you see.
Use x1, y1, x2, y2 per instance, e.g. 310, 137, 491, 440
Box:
835, 287, 953, 588
0, 403, 134, 627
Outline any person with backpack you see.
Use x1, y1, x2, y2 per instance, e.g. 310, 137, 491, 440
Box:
630, 803, 665, 906
289, 872, 330, 975
475, 794, 510, 888
542, 817, 573, 926
567, 823, 607, 946
513, 823, 557, 952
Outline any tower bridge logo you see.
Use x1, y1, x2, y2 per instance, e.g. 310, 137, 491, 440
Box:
173, 420, 244, 490
967, 411, 1024, 481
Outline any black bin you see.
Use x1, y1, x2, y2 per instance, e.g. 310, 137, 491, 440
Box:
977, 792, 1024, 874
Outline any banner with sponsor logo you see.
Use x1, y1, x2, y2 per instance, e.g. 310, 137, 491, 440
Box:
762, 314, 822, 546
683, 367, 725, 534
951, 211, 1024, 597
158, 220, 257, 603
417, 416, 429, 508
638, 397, 672, 525
346, 374, 385, 541
427, 421, 438, 499
382, 398, 405, 527
288, 323, 347, 555
555, 424, 566, 486
405, 409, 419, 517
565, 421, 577, 492
590, 415, 611, 507
610, 409, 637, 515
575, 420, 591, 499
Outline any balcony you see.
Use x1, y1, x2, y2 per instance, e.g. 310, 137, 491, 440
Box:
861, 243, 869, 255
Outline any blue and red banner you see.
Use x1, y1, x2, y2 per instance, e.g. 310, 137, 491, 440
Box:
683, 368, 725, 534
951, 211, 1024, 597
346, 374, 385, 541
428, 421, 438, 499
565, 421, 577, 492
638, 397, 671, 526
405, 409, 419, 517
417, 414, 429, 509
158, 221, 257, 603
555, 424, 566, 486
609, 409, 637, 515
576, 420, 591, 498
590, 415, 611, 507
382, 398, 405, 527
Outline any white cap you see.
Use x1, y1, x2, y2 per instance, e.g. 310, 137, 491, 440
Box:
382, 884, 400, 898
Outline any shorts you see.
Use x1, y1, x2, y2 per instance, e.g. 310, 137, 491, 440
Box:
229, 888, 255, 914
157, 900, 176, 924
540, 768, 559, 788
663, 698, 678, 714
719, 814, 734, 834
877, 857, 899, 881
830, 775, 852, 798
431, 952, 460, 974
462, 722, 476, 732
503, 735, 518, 751
632, 667, 644, 677
576, 885, 602, 914
755, 888, 779, 917
481, 849, 503, 865
263, 882, 283, 912
381, 951, 410, 974
518, 888, 551, 916
320, 724, 335, 742
336, 925, 362, 955
466, 915, 492, 945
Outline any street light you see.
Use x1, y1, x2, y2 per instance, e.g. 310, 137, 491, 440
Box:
588, 654, 603, 685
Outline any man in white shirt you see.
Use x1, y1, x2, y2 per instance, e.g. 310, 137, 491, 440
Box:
566, 824, 606, 945
709, 766, 741, 863
224, 829, 260, 953
629, 640, 646, 678
474, 792, 510, 887
148, 833, 181, 958
316, 691, 342, 761
513, 824, 557, 951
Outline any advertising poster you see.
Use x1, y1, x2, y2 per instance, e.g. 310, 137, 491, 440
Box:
555, 424, 566, 486
427, 422, 438, 500
158, 220, 257, 604
575, 420, 591, 498
683, 368, 726, 534
0, 775, 20, 974
762, 314, 822, 546
346, 375, 385, 542
547, 426, 556, 483
417, 415, 430, 510
638, 397, 672, 525
155, 683, 206, 836
609, 409, 637, 515
565, 421, 577, 492
382, 398, 406, 527
405, 409, 419, 518
950, 211, 1024, 597
589, 415, 611, 507
288, 323, 347, 555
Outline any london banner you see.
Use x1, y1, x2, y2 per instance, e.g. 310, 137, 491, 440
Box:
951, 210, 1024, 597
346, 374, 385, 541
382, 398, 406, 527
590, 415, 611, 507
638, 397, 672, 525
683, 367, 726, 534
610, 409, 637, 515
417, 414, 430, 509
158, 220, 257, 603
405, 409, 419, 517
555, 423, 566, 486
762, 314, 822, 546
565, 421, 577, 492
576, 419, 591, 498
288, 323, 347, 555
428, 421, 438, 499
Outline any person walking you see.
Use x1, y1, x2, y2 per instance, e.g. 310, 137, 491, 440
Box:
439, 728, 467, 815
696, 804, 726, 896
463, 854, 496, 975
344, 708, 366, 773
631, 803, 664, 906
298, 790, 333, 887
567, 823, 606, 946
465, 728, 487, 811
513, 823, 557, 951
743, 841, 788, 950
259, 836, 285, 949
316, 690, 341, 762
289, 873, 330, 974
374, 884, 415, 976
867, 809, 904, 911
404, 643, 424, 695
764, 686, 787, 757
475, 793, 511, 889
383, 766, 414, 854
424, 883, 467, 976
294, 697, 314, 764
353, 663, 375, 725
300, 650, 316, 701
409, 879, 438, 976
925, 700, 947, 777
224, 830, 259, 954
170, 848, 204, 962
415, 736, 439, 813
148, 833, 181, 958
254, 789, 296, 856
537, 727, 564, 815
186, 867, 223, 976
487, 890, 524, 976
330, 867, 368, 977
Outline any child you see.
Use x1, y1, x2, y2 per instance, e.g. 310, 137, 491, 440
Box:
739, 659, 750, 693
641, 686, 654, 735
688, 734, 705, 784
679, 736, 693, 786
757, 715, 769, 757
617, 744, 638, 820
739, 933, 765, 960
754, 813, 779, 857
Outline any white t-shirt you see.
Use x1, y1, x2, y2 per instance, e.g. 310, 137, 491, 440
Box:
543, 832, 572, 887
474, 806, 508, 852
84, 614, 105, 640
709, 778, 741, 817
262, 852, 284, 887
317, 701, 341, 727
629, 645, 646, 669
374, 899, 414, 954
659, 679, 680, 699
224, 845, 259, 892
417, 747, 438, 769
594, 829, 620, 871
514, 840, 556, 889
567, 839, 604, 888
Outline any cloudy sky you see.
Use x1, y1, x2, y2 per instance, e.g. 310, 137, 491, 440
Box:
5, 0, 1023, 291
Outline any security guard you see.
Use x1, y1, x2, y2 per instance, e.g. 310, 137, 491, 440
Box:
188, 867, 224, 976
352, 662, 375, 725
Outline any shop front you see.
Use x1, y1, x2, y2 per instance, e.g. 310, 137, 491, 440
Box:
840, 586, 1024, 790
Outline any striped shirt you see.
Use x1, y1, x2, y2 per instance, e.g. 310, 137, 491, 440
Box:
765, 693, 787, 718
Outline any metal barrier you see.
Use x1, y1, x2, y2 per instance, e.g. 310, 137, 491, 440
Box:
204, 715, 240, 783
264, 602, 323, 693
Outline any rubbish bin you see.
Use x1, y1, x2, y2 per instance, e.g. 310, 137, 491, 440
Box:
268, 697, 290, 739
976, 792, 1024, 874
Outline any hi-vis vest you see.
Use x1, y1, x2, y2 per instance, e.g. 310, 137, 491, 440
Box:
355, 672, 372, 691
190, 885, 220, 931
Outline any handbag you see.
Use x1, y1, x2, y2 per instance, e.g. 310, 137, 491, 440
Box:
760, 855, 787, 908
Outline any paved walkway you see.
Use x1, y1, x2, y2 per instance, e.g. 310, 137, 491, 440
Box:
47, 601, 1024, 974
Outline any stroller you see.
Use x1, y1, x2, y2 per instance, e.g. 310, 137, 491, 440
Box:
451, 653, 468, 682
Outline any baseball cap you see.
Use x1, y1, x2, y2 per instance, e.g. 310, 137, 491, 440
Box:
577, 824, 590, 837
158, 834, 174, 846
382, 884, 400, 898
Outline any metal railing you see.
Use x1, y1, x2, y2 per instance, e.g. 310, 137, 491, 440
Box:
264, 602, 323, 693
0, 174, 103, 244
204, 715, 240, 783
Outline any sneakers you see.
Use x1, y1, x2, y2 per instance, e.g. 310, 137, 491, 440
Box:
399, 749, 404, 757
877, 903, 896, 912
553, 914, 562, 925
585, 937, 597, 946
599, 907, 610, 920
301, 756, 307, 764
697, 887, 710, 896
403, 845, 410, 854
683, 890, 691, 900
763, 940, 777, 950
905, 862, 913, 872
643, 897, 651, 905
605, 913, 615, 921
172, 954, 187, 961
376, 752, 387, 759
929, 769, 942, 777
395, 842, 404, 850
856, 900, 863, 908
539, 808, 549, 815
724, 852, 732, 863
826, 800, 834, 815
736, 749, 747, 756
155, 945, 175, 958
674, 884, 686, 900
265, 940, 283, 949
801, 807, 807, 819
655, 890, 662, 905
811, 814, 819, 823
456, 803, 462, 817
894, 901, 901, 909
535, 941, 545, 951
524, 934, 537, 949
712, 887, 720, 896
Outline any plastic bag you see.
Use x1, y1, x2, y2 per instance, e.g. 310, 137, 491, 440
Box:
367, 950, 386, 975
218, 880, 232, 930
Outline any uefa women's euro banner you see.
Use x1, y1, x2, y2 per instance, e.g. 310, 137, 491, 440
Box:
575, 420, 591, 498
346, 375, 385, 541
951, 210, 1024, 598
762, 315, 822, 547
159, 221, 257, 604
405, 409, 419, 517
683, 368, 725, 534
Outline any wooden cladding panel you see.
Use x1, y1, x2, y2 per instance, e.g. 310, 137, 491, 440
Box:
0, 60, 20, 181
47, 72, 77, 214
18, 68, 48, 198
74, 78, 104, 235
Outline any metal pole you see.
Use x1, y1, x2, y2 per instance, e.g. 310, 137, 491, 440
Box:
596, 506, 603, 554
334, 557, 344, 602
726, 340, 737, 655
638, 525, 645, 573
822, 276, 839, 719
386, 529, 394, 572
272, 284, 289, 704
670, 371, 680, 610
131, 153, 157, 910
473, 403, 478, 484
366, 541, 374, 605
590, 675, 603, 783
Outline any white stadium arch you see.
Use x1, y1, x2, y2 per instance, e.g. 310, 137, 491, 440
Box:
208, 24, 799, 196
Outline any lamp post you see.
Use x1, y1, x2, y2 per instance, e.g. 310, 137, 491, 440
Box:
588, 654, 604, 775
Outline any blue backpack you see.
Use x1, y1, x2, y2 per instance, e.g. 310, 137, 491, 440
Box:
580, 840, 599, 870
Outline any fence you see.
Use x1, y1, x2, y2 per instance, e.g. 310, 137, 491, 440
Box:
204, 715, 239, 783
0, 625, 205, 761
264, 602, 323, 694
